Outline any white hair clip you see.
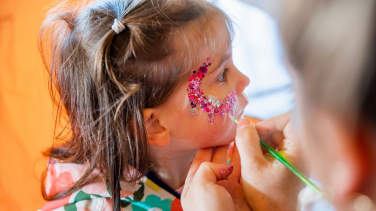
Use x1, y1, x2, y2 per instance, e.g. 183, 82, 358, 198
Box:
111, 19, 126, 34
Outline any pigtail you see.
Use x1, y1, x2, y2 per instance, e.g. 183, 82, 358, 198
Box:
92, 19, 145, 210
39, 3, 100, 201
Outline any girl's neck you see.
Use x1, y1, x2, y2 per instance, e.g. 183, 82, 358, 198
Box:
150, 147, 197, 190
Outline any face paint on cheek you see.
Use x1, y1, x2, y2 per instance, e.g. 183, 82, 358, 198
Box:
187, 58, 237, 124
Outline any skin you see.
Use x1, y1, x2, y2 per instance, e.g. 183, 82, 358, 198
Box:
174, 17, 307, 210
143, 17, 250, 190
236, 114, 307, 211
182, 146, 251, 211
182, 113, 307, 211
181, 65, 376, 211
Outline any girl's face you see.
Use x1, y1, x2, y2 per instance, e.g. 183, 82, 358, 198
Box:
159, 23, 250, 151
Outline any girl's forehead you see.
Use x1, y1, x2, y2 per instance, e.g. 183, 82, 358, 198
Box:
171, 15, 232, 70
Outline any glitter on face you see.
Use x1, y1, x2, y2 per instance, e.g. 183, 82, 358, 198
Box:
187, 58, 237, 123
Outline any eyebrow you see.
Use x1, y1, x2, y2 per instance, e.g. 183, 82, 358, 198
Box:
207, 50, 231, 76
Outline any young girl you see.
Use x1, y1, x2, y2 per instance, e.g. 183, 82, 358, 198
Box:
38, 0, 250, 210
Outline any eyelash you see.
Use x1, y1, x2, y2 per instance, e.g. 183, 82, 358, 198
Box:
217, 68, 229, 82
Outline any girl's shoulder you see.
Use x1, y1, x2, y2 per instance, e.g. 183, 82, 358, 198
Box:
39, 160, 183, 211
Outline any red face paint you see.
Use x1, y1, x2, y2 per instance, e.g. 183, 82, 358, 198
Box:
187, 58, 237, 124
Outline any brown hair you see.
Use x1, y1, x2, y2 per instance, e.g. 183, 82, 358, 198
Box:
280, 0, 376, 126
38, 0, 231, 210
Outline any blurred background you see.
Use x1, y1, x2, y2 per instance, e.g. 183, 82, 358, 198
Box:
0, 0, 315, 210
1, 0, 57, 210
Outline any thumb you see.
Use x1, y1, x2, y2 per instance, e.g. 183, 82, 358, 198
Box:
183, 162, 234, 197
195, 162, 235, 183
235, 118, 267, 167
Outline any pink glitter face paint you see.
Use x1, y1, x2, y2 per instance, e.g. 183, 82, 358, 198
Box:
187, 58, 237, 124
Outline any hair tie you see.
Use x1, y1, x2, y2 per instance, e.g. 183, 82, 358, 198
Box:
111, 19, 126, 34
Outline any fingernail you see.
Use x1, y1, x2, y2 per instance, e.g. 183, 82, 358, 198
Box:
220, 169, 225, 175
227, 164, 234, 171
237, 118, 252, 131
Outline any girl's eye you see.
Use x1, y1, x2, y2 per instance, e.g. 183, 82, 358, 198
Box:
217, 68, 229, 82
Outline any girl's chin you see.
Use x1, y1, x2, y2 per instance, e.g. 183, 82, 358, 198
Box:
204, 138, 234, 148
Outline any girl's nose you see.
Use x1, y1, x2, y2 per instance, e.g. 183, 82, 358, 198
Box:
236, 71, 250, 94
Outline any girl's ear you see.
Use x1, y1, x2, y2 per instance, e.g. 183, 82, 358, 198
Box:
143, 108, 170, 147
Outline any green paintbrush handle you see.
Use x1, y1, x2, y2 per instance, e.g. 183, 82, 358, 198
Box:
228, 115, 331, 202
260, 139, 331, 202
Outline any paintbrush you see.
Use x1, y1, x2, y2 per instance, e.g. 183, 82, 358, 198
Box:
228, 115, 331, 202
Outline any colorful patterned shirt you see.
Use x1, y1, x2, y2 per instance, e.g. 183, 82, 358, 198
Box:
39, 160, 183, 211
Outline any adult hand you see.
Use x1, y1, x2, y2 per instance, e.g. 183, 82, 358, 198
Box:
237, 112, 307, 211
181, 145, 251, 211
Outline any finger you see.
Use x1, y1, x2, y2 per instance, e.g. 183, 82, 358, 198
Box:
255, 112, 291, 147
193, 162, 234, 183
278, 138, 300, 157
243, 116, 262, 124
185, 148, 213, 187
235, 118, 267, 168
277, 139, 291, 152
182, 161, 234, 200
226, 143, 241, 182
281, 118, 295, 139
269, 119, 299, 154
267, 131, 285, 149
212, 144, 230, 164
255, 111, 291, 135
